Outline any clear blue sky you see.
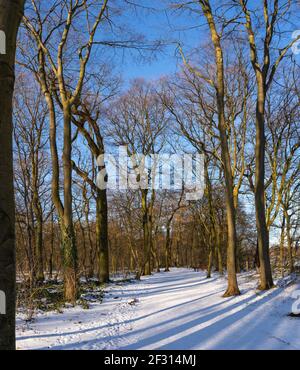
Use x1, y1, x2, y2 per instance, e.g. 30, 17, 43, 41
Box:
114, 0, 204, 82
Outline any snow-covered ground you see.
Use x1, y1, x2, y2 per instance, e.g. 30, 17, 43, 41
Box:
16, 268, 300, 350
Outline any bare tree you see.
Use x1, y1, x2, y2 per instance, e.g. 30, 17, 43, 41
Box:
239, 0, 300, 290
14, 75, 50, 285
0, 0, 25, 351
23, 0, 109, 301
71, 95, 111, 283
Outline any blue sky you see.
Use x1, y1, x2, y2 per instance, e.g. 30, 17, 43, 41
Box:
115, 0, 204, 82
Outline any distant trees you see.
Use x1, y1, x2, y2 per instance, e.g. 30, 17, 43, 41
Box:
163, 190, 185, 272
107, 80, 169, 277
0, 0, 25, 351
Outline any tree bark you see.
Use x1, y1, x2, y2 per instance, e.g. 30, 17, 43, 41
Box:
62, 107, 77, 302
141, 190, 151, 276
200, 0, 240, 296
216, 224, 223, 275
284, 210, 293, 275
279, 215, 286, 278
164, 223, 171, 272
255, 82, 273, 290
97, 189, 109, 283
34, 211, 44, 283
32, 171, 44, 283
0, 0, 24, 350
207, 247, 213, 279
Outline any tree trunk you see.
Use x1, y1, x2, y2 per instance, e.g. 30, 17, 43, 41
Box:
61, 224, 77, 303
141, 190, 151, 276
152, 242, 160, 273
62, 107, 77, 302
285, 211, 293, 275
279, 216, 286, 278
164, 225, 171, 272
32, 186, 44, 283
216, 225, 223, 275
49, 213, 54, 279
207, 248, 213, 279
218, 92, 239, 297
255, 82, 273, 290
35, 214, 44, 283
200, 0, 240, 296
0, 0, 24, 350
96, 189, 109, 283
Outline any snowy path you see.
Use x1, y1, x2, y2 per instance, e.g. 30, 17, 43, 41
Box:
16, 269, 300, 350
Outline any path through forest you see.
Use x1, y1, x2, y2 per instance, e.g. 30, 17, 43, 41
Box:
16, 269, 300, 350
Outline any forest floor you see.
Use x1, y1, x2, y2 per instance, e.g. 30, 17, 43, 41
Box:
16, 268, 300, 350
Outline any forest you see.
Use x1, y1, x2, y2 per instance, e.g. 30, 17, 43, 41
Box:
0, 0, 300, 351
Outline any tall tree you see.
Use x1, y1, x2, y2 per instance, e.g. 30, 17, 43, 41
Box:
23, 0, 109, 301
0, 0, 25, 351
239, 0, 300, 289
71, 98, 110, 283
197, 0, 240, 296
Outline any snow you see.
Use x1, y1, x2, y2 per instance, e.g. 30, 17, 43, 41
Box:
16, 268, 300, 350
